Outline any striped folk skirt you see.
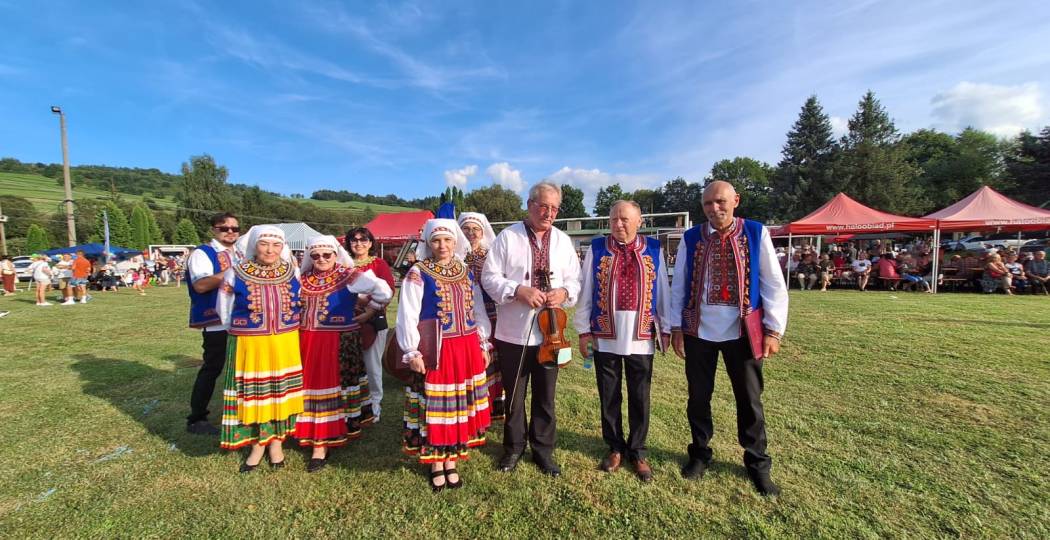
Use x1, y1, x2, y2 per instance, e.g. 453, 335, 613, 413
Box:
339, 331, 372, 422
402, 331, 491, 463
220, 331, 304, 450
293, 330, 351, 447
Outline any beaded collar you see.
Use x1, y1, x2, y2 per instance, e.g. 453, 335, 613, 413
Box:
417, 257, 467, 282
301, 264, 355, 295
235, 259, 294, 285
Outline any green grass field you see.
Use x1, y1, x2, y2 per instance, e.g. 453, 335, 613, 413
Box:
0, 286, 1047, 538
0, 171, 417, 214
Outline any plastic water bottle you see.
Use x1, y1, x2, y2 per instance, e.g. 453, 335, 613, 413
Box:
583, 341, 594, 370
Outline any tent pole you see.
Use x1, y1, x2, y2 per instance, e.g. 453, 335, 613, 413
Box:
931, 228, 940, 294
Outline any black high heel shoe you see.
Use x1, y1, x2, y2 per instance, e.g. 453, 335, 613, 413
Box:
240, 455, 263, 473
430, 469, 447, 493
445, 466, 463, 489
307, 455, 327, 473
270, 458, 286, 470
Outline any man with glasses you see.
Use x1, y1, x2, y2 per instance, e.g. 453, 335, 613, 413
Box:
482, 181, 581, 477
185, 212, 242, 435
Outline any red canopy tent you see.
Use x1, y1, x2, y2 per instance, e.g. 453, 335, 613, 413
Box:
775, 193, 937, 235
923, 185, 1050, 232
361, 210, 434, 241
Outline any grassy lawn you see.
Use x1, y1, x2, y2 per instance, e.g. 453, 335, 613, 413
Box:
0, 285, 1047, 538
0, 171, 416, 214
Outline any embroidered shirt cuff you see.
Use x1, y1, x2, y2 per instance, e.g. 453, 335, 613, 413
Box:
402, 350, 422, 362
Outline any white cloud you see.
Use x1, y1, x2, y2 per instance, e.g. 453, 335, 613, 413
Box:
485, 162, 525, 192
444, 164, 478, 188
546, 166, 662, 211
930, 82, 1045, 137
829, 116, 849, 139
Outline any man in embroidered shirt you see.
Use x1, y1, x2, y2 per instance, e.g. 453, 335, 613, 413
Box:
574, 200, 671, 482
482, 181, 581, 477
185, 212, 241, 435
669, 181, 789, 496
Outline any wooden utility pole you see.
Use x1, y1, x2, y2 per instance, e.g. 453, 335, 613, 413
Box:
52, 106, 76, 246
0, 197, 7, 256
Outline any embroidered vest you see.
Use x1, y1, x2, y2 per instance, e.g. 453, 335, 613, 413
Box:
588, 235, 661, 340
187, 244, 232, 328
228, 260, 302, 336
464, 246, 497, 323
411, 259, 478, 339
300, 265, 361, 332
680, 218, 764, 337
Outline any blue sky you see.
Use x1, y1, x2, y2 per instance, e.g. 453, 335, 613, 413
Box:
2, 0, 1049, 210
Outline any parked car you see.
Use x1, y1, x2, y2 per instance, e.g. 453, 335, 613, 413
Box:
12, 256, 32, 282
947, 234, 1026, 251
1020, 239, 1049, 256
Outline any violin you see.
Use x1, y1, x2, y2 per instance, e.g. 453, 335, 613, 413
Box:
535, 268, 570, 368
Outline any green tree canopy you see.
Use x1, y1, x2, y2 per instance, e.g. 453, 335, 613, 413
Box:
129, 205, 151, 250
464, 185, 525, 222
593, 184, 625, 216
1004, 126, 1050, 207
0, 195, 35, 238
772, 95, 839, 220
657, 177, 704, 223
26, 224, 51, 253
558, 184, 587, 218
93, 202, 132, 248
710, 157, 776, 223
172, 218, 202, 245
177, 154, 237, 239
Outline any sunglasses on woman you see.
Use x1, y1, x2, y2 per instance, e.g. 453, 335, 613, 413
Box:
310, 252, 335, 261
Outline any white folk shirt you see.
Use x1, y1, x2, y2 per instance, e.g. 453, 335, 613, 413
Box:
188, 239, 241, 333
573, 238, 672, 356
481, 222, 581, 346
669, 224, 788, 343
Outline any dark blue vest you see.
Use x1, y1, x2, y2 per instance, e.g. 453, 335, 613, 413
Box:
588, 235, 662, 340
679, 218, 764, 336
300, 266, 362, 332
187, 244, 228, 329
414, 260, 478, 338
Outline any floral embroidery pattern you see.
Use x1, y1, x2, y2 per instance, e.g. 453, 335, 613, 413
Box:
416, 259, 476, 337
595, 255, 614, 335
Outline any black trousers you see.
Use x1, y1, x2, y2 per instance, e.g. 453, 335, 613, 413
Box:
187, 330, 228, 424
595, 351, 653, 461
496, 339, 559, 461
684, 335, 771, 474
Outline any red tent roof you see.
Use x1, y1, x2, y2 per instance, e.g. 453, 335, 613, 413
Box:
923, 186, 1050, 232
363, 210, 434, 241
776, 193, 936, 235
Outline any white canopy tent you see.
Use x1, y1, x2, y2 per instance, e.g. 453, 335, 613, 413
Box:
258, 223, 326, 252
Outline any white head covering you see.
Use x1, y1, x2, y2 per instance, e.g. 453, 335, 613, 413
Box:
457, 212, 496, 250
237, 225, 293, 264
299, 235, 354, 274
416, 218, 469, 261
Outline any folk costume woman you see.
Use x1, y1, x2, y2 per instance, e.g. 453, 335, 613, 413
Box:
396, 219, 492, 492
295, 235, 393, 472
458, 212, 504, 421
217, 225, 304, 472
345, 227, 397, 423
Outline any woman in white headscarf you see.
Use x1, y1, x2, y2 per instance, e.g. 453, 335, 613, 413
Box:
396, 218, 493, 491
458, 212, 505, 421
217, 225, 304, 472
294, 235, 392, 472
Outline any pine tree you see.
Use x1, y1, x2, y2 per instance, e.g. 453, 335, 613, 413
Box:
147, 209, 166, 244
26, 224, 51, 253
772, 95, 839, 220
836, 91, 923, 214
129, 205, 151, 250
173, 218, 202, 245
1004, 126, 1050, 207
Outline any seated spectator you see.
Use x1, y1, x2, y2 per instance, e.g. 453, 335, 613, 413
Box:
1004, 252, 1027, 293
851, 251, 872, 291
796, 254, 819, 290
786, 252, 801, 279
1024, 250, 1049, 295
898, 254, 931, 292
982, 253, 1012, 295
877, 253, 900, 290
817, 253, 835, 292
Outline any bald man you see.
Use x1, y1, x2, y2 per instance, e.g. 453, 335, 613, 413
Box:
669, 181, 789, 496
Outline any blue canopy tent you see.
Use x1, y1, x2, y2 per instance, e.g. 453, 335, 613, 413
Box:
43, 243, 141, 259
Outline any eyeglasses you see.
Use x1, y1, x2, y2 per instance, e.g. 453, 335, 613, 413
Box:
348, 237, 370, 244
529, 201, 560, 214
310, 252, 334, 261
214, 226, 240, 233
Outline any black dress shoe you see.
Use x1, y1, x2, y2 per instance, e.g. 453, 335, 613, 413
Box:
430, 469, 447, 493
533, 455, 561, 478
270, 459, 286, 470
445, 467, 463, 489
747, 470, 780, 496
239, 461, 259, 473
307, 457, 327, 473
681, 458, 709, 480
497, 452, 521, 472
187, 420, 219, 436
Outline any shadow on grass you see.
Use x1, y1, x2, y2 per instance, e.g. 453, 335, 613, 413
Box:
70, 354, 222, 458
